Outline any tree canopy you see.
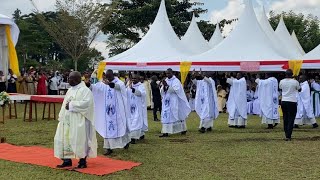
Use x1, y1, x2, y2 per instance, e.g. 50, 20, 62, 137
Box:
269, 11, 320, 53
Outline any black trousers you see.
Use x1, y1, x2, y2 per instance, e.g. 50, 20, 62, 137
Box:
281, 101, 297, 139
153, 101, 162, 120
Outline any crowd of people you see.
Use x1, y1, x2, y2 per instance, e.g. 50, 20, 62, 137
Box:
53, 68, 319, 168
0, 67, 94, 95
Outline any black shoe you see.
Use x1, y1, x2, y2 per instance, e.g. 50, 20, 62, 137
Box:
199, 127, 206, 133
130, 139, 136, 144
159, 133, 169, 138
206, 127, 212, 132
273, 123, 279, 128
294, 124, 299, 128
229, 125, 236, 128
238, 126, 246, 129
124, 143, 130, 149
56, 159, 72, 168
140, 135, 145, 140
267, 124, 274, 129
104, 149, 113, 156
77, 158, 87, 169
154, 118, 160, 122
313, 123, 319, 128
181, 131, 187, 135
285, 138, 292, 141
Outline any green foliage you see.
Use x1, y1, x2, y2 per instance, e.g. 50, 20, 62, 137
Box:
269, 11, 320, 53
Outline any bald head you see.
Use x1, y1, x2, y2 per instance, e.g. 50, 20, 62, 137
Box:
106, 69, 114, 81
299, 74, 307, 83
166, 68, 174, 79
69, 71, 82, 86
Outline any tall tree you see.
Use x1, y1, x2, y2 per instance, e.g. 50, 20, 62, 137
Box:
269, 11, 320, 53
30, 0, 116, 70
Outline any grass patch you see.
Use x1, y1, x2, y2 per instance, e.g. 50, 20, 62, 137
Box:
1, 103, 320, 179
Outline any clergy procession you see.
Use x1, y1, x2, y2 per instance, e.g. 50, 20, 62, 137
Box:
54, 67, 320, 168
2, 0, 320, 179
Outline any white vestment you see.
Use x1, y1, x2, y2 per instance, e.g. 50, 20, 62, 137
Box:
295, 81, 317, 125
54, 82, 97, 159
311, 82, 320, 117
195, 77, 219, 128
246, 90, 254, 114
127, 82, 148, 139
161, 76, 191, 134
143, 80, 152, 107
257, 78, 280, 124
227, 77, 247, 126
252, 88, 260, 115
92, 78, 130, 149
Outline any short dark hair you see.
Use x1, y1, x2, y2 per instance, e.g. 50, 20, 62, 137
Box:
285, 69, 293, 78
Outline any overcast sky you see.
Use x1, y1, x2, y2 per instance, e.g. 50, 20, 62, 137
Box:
1, 0, 320, 56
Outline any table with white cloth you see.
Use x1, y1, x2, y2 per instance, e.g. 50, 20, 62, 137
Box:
8, 94, 65, 122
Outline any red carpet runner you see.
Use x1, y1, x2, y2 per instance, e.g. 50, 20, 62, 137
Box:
0, 143, 141, 176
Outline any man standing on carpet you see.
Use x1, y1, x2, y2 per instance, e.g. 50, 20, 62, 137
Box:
54, 71, 97, 169
294, 75, 319, 128
279, 69, 300, 141
192, 70, 219, 133
226, 73, 247, 128
127, 74, 148, 144
311, 76, 320, 117
159, 68, 191, 137
256, 74, 280, 129
91, 70, 130, 155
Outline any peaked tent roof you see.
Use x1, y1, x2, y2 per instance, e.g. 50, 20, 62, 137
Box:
189, 0, 287, 71
0, 14, 19, 45
291, 30, 306, 55
208, 23, 224, 48
181, 14, 210, 55
105, 0, 190, 71
275, 16, 303, 59
258, 7, 294, 59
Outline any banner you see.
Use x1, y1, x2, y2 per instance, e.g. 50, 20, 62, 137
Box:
5, 25, 20, 76
180, 61, 192, 85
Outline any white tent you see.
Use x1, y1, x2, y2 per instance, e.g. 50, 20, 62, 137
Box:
258, 7, 294, 59
181, 14, 210, 55
0, 14, 20, 75
208, 23, 224, 48
275, 16, 303, 59
301, 44, 320, 69
189, 0, 288, 71
291, 30, 306, 55
104, 0, 190, 71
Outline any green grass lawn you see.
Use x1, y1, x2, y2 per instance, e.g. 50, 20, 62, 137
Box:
1, 104, 320, 180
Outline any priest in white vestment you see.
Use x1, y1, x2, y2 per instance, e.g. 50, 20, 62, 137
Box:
192, 71, 219, 133
141, 77, 152, 108
252, 86, 260, 115
91, 70, 130, 156
246, 86, 254, 114
54, 71, 97, 169
159, 68, 191, 137
295, 75, 319, 128
127, 74, 148, 144
227, 73, 247, 128
256, 74, 280, 129
311, 76, 320, 117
